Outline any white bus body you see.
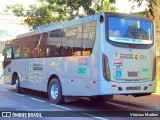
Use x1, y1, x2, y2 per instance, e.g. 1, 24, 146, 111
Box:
3, 12, 156, 104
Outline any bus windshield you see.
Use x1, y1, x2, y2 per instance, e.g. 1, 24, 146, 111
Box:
108, 17, 153, 44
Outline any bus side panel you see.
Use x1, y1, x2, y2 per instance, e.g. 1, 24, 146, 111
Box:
97, 17, 113, 95
24, 57, 65, 92
3, 67, 12, 85
60, 20, 100, 96
10, 59, 28, 88
91, 16, 113, 95
64, 16, 114, 96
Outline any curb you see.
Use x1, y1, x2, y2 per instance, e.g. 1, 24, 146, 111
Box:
152, 93, 160, 96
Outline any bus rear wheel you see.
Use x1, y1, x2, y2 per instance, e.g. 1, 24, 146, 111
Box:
48, 78, 64, 104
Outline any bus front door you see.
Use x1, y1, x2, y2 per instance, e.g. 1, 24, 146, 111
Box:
3, 44, 13, 84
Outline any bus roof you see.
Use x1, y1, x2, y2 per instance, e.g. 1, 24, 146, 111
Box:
15, 12, 152, 40
15, 13, 99, 39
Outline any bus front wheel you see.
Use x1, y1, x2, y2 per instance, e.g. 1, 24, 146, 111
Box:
48, 78, 64, 104
13, 75, 22, 93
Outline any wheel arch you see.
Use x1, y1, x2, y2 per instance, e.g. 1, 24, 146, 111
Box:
11, 72, 18, 85
47, 74, 61, 92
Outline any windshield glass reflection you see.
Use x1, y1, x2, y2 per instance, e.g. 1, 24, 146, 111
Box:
108, 17, 153, 44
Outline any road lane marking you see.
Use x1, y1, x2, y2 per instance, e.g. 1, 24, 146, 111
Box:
30, 97, 45, 103
82, 113, 109, 120
13, 93, 24, 96
51, 104, 72, 111
1, 89, 8, 92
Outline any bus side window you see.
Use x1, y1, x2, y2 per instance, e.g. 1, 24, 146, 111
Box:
32, 34, 47, 58
50, 45, 61, 57
21, 37, 33, 58
47, 29, 63, 57
47, 22, 96, 57
64, 26, 82, 56
13, 47, 21, 58
13, 40, 21, 59
82, 21, 96, 56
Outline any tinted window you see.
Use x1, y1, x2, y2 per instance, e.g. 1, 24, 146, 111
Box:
47, 30, 63, 57
21, 37, 33, 58
47, 21, 96, 57
13, 40, 21, 59
50, 29, 65, 37
108, 17, 153, 44
33, 33, 47, 58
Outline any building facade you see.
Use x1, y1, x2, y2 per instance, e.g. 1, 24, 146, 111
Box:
0, 13, 29, 78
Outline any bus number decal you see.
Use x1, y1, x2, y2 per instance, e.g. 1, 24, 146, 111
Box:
142, 68, 149, 72
78, 68, 87, 74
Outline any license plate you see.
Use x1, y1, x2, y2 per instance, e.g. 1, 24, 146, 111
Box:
128, 72, 138, 77
126, 86, 141, 90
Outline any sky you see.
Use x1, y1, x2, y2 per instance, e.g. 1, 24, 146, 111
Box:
0, 0, 38, 13
114, 0, 149, 13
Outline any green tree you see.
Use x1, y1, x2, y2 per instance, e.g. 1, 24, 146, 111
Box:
37, 0, 116, 20
127, 0, 160, 93
24, 5, 56, 29
4, 0, 116, 29
4, 4, 56, 29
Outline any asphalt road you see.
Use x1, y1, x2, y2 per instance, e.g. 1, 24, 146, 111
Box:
0, 80, 159, 120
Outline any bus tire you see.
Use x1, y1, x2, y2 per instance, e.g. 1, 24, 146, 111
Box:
48, 78, 64, 104
89, 96, 105, 103
14, 75, 22, 93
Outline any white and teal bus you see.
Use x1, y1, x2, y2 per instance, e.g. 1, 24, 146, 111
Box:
3, 12, 156, 104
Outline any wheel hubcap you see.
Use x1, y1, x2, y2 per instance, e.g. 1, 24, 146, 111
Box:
51, 83, 58, 99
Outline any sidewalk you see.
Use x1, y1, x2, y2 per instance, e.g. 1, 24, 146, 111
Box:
0, 78, 3, 84
113, 94, 160, 109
